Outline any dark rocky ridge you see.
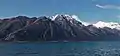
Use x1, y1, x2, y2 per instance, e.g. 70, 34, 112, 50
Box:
0, 15, 120, 41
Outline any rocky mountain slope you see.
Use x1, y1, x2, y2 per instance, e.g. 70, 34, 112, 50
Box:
0, 14, 120, 41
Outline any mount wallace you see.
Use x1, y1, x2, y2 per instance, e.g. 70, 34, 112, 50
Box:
0, 14, 120, 41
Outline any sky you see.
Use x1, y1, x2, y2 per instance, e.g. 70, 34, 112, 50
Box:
0, 0, 120, 23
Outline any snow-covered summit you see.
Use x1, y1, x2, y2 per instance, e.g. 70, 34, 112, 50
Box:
51, 14, 90, 26
93, 21, 120, 30
51, 14, 76, 21
50, 14, 120, 30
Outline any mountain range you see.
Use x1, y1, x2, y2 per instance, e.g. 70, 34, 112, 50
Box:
0, 14, 120, 42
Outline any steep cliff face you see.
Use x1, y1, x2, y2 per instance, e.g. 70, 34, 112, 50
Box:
0, 14, 120, 41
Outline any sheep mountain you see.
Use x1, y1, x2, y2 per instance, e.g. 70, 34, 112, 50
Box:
0, 14, 120, 41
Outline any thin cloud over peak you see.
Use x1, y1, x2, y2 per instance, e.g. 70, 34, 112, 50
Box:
96, 4, 120, 10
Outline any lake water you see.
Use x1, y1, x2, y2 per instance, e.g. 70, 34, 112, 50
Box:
1, 42, 120, 56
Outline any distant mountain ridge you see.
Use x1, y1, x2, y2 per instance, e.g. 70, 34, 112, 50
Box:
0, 14, 120, 41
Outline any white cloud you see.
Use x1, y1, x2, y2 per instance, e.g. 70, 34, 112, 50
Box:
117, 15, 120, 18
72, 15, 90, 26
96, 4, 120, 10
72, 15, 81, 22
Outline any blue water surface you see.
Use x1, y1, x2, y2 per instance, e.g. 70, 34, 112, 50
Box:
0, 42, 120, 56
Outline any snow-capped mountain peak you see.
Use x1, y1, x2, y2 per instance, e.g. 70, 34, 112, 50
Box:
51, 14, 74, 21
51, 14, 59, 20
51, 14, 90, 26
93, 21, 120, 30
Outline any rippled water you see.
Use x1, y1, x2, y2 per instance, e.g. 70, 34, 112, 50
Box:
1, 42, 120, 56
